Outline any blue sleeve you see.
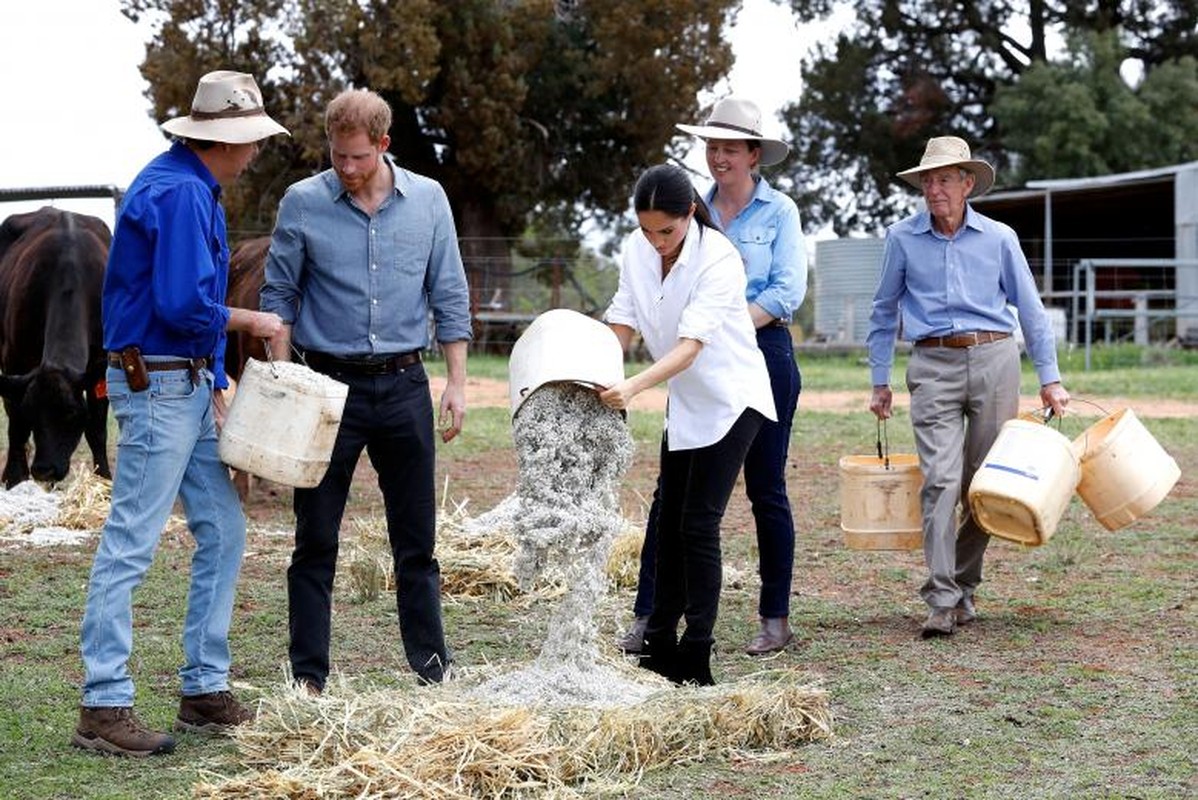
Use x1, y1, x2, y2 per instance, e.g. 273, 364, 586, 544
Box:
867, 230, 905, 386
150, 184, 230, 340
425, 185, 473, 343
1001, 228, 1061, 385
751, 199, 807, 319
261, 187, 304, 323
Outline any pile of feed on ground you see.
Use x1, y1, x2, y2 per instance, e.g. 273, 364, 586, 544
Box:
196, 384, 831, 797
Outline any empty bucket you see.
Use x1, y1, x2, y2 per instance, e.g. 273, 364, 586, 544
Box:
968, 418, 1080, 546
219, 358, 348, 488
508, 309, 625, 417
1071, 408, 1180, 531
839, 453, 924, 550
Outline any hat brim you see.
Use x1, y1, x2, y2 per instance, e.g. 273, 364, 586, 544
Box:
675, 123, 790, 166
160, 114, 290, 145
897, 158, 995, 197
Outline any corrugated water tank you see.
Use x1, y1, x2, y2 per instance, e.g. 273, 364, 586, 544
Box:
814, 238, 885, 344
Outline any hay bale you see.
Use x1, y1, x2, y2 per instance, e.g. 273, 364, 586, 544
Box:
195, 670, 831, 799
54, 464, 112, 530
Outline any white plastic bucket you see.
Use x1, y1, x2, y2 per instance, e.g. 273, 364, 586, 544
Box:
219, 358, 348, 488
1071, 408, 1180, 531
508, 309, 624, 417
839, 454, 924, 550
968, 419, 1080, 546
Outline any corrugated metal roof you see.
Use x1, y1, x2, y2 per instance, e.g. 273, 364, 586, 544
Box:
1024, 161, 1198, 191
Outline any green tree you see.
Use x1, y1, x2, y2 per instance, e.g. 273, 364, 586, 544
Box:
121, 0, 737, 273
991, 30, 1198, 184
778, 0, 1198, 234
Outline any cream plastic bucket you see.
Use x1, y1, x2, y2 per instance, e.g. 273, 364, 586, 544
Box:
508, 309, 625, 417
968, 419, 1080, 546
1071, 408, 1180, 531
219, 358, 348, 488
839, 454, 924, 550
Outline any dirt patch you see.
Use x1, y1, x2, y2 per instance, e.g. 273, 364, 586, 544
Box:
436, 375, 1198, 418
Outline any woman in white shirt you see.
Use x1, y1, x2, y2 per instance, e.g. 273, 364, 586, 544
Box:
600, 164, 776, 685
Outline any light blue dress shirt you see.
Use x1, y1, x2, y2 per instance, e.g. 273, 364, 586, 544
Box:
867, 205, 1061, 387
261, 157, 472, 355
704, 176, 807, 321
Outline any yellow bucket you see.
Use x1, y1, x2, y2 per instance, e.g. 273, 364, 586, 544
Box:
1071, 408, 1181, 531
968, 419, 1080, 546
838, 454, 924, 550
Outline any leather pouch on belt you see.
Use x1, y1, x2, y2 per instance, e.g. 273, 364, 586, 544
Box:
120, 346, 150, 392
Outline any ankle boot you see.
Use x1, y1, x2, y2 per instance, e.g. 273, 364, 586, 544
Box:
637, 632, 678, 681
674, 639, 715, 686
745, 616, 795, 655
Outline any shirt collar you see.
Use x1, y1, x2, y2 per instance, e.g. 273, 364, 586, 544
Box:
326, 154, 408, 201
169, 141, 221, 198
914, 202, 981, 236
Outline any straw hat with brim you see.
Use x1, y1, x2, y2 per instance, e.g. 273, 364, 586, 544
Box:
160, 70, 289, 144
675, 97, 790, 167
896, 136, 995, 197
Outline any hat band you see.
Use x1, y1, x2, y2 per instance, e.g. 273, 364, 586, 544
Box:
706, 120, 764, 138
190, 106, 268, 121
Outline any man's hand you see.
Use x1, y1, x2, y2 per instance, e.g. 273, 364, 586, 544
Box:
870, 385, 893, 420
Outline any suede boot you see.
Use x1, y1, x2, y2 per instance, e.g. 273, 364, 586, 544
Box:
637, 632, 678, 681
674, 639, 715, 686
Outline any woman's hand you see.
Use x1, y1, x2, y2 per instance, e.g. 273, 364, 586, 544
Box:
598, 380, 637, 411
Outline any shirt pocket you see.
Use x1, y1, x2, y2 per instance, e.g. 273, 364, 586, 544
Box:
390, 226, 434, 277
736, 225, 777, 249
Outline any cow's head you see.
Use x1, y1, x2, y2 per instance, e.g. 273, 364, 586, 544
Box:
0, 367, 90, 484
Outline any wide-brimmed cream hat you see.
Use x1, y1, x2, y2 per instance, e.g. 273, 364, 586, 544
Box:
896, 136, 995, 196
161, 70, 289, 144
675, 97, 790, 166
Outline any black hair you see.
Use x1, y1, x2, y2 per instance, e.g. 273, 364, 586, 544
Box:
632, 164, 716, 231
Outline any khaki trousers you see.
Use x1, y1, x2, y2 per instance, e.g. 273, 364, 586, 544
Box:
906, 337, 1020, 609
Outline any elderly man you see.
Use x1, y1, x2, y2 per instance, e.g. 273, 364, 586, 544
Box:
866, 136, 1069, 638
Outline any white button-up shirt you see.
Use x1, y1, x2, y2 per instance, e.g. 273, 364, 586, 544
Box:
605, 219, 776, 451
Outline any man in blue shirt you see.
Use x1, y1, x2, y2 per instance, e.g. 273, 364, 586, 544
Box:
867, 136, 1069, 638
261, 88, 471, 691
74, 71, 288, 757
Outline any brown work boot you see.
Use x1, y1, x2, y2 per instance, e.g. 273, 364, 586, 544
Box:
71, 706, 176, 757
174, 690, 255, 735
955, 596, 977, 626
744, 617, 795, 655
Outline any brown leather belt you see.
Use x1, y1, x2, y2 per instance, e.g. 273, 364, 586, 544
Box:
915, 331, 1011, 348
768, 319, 790, 328
107, 353, 210, 371
302, 350, 421, 375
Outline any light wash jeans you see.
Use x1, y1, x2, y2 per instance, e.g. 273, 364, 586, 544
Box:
80, 364, 246, 707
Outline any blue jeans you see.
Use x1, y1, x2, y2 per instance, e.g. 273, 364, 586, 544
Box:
80, 365, 246, 707
634, 325, 800, 619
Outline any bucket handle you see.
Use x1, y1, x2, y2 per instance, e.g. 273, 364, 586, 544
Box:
875, 418, 891, 470
1027, 396, 1111, 426
260, 339, 311, 378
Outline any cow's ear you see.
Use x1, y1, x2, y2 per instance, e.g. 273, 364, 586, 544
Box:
0, 373, 32, 400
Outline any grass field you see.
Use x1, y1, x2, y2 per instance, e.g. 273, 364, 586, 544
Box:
0, 347, 1195, 798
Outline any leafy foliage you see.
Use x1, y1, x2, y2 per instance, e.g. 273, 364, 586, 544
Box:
120, 0, 738, 249
778, 0, 1198, 234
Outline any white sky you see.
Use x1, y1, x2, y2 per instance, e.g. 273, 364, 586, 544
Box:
0, 0, 843, 231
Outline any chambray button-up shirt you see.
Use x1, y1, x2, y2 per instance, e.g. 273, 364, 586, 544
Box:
867, 205, 1061, 387
703, 176, 807, 321
261, 156, 471, 355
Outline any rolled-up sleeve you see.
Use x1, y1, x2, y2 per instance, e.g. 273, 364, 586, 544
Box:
261, 187, 304, 323
425, 185, 472, 343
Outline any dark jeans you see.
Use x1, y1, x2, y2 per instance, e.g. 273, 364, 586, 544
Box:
634, 325, 800, 619
287, 363, 450, 687
645, 408, 764, 647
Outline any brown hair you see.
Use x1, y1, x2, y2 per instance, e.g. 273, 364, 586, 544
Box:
324, 88, 392, 143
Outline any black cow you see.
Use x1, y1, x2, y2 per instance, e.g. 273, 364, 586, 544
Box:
0, 207, 112, 488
